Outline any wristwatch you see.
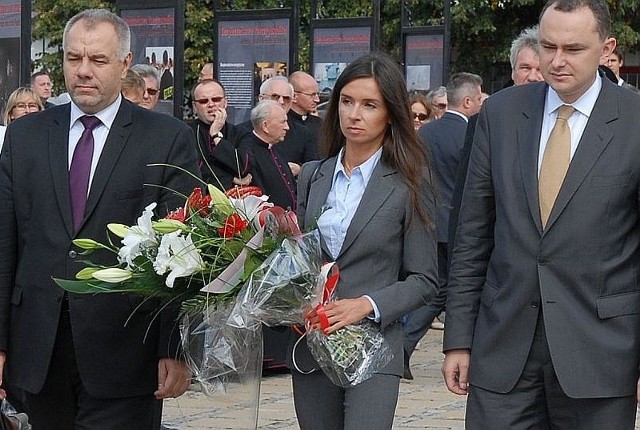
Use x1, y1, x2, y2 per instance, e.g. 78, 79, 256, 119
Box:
211, 131, 224, 140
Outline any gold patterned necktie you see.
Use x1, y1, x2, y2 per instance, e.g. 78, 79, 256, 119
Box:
539, 104, 575, 228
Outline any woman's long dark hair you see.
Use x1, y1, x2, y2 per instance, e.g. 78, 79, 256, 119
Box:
320, 52, 434, 227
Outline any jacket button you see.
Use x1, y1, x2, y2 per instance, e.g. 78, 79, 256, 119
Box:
68, 250, 77, 259
538, 257, 547, 265
530, 301, 539, 308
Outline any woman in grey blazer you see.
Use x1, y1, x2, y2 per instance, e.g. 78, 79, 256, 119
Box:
290, 52, 439, 430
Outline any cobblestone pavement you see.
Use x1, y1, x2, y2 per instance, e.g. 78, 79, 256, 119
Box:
162, 329, 640, 429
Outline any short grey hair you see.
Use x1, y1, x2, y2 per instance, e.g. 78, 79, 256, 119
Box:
63, 9, 130, 61
510, 26, 539, 70
259, 76, 294, 96
130, 64, 160, 85
251, 99, 281, 130
426, 86, 447, 104
446, 73, 483, 107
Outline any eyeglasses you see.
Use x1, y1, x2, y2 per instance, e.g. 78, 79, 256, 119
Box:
14, 103, 40, 110
413, 112, 429, 121
432, 103, 447, 110
295, 90, 320, 98
263, 93, 292, 103
194, 96, 224, 105
145, 88, 159, 96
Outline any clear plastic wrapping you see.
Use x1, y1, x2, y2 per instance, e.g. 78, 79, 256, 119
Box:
306, 320, 394, 387
228, 230, 322, 329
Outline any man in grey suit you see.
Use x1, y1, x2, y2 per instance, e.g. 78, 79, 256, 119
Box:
0, 9, 198, 429
443, 1, 640, 428
403, 72, 483, 379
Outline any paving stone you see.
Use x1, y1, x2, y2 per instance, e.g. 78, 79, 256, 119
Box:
163, 330, 640, 429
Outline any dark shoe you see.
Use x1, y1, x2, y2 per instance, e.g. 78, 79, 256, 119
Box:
403, 365, 414, 380
403, 351, 414, 380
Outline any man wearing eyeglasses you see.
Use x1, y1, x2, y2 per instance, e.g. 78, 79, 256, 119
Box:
189, 78, 249, 191
130, 64, 161, 111
289, 71, 323, 153
239, 76, 316, 178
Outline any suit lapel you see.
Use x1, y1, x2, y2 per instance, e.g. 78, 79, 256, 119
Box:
304, 157, 336, 257
80, 102, 132, 233
544, 81, 617, 231
518, 84, 547, 234
49, 105, 74, 238
338, 162, 396, 258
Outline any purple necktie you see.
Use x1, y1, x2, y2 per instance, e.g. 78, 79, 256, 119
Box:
70, 115, 101, 230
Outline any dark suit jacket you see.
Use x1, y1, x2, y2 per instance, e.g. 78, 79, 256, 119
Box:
447, 113, 478, 258
288, 157, 439, 377
419, 111, 469, 243
0, 100, 200, 398
189, 119, 248, 191
444, 78, 640, 398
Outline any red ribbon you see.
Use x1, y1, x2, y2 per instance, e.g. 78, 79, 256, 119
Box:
309, 263, 340, 331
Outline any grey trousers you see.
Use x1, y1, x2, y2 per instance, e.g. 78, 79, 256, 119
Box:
291, 370, 400, 430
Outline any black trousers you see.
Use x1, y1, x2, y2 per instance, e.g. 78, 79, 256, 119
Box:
25, 303, 162, 430
465, 312, 637, 429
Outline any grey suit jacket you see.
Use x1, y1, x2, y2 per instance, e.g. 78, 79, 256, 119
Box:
288, 156, 438, 377
444, 78, 640, 398
0, 99, 200, 398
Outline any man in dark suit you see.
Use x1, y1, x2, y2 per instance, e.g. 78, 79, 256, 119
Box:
403, 72, 483, 379
443, 1, 640, 427
0, 9, 198, 429
189, 78, 250, 191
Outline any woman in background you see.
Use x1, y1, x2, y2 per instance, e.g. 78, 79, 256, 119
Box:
290, 52, 439, 430
409, 93, 433, 130
1, 87, 44, 151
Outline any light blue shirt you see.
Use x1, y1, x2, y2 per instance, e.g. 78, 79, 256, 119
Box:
316, 147, 383, 320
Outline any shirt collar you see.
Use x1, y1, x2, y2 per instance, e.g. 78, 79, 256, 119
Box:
69, 95, 122, 130
545, 72, 602, 118
333, 146, 383, 185
446, 109, 469, 122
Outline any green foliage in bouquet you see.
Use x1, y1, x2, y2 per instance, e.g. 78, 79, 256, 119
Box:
54, 184, 300, 317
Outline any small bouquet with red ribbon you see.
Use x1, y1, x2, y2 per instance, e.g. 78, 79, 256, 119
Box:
303, 264, 394, 387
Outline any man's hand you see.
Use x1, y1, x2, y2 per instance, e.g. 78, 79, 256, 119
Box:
233, 174, 252, 186
154, 358, 191, 400
442, 349, 471, 395
288, 162, 301, 177
0, 351, 5, 399
636, 377, 640, 404
208, 108, 228, 137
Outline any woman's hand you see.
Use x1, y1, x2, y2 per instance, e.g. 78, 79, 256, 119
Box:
309, 296, 374, 334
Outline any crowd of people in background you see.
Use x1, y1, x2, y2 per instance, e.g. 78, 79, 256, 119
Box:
3, 1, 640, 429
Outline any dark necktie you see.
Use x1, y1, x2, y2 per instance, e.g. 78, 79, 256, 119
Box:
70, 115, 101, 230
539, 104, 575, 228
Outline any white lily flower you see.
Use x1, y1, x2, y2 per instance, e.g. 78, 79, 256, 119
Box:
118, 203, 158, 267
153, 231, 204, 288
230, 194, 272, 224
92, 268, 133, 283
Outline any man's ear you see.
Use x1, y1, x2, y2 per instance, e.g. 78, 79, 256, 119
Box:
602, 37, 616, 59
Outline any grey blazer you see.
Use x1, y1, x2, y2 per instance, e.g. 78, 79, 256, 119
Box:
288, 156, 438, 376
444, 78, 640, 398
